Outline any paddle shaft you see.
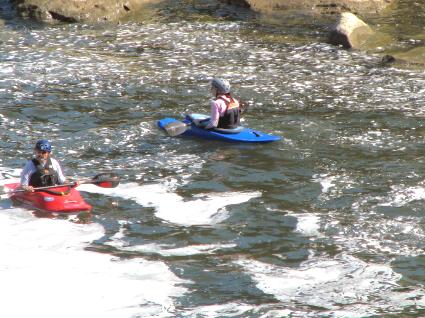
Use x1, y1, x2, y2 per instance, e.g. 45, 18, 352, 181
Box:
2, 182, 77, 194
2, 172, 120, 194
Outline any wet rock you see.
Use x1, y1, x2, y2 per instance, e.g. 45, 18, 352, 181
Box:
222, 0, 251, 8
10, 0, 160, 23
388, 47, 425, 66
381, 54, 396, 64
224, 0, 394, 15
328, 12, 374, 49
378, 54, 411, 68
377, 51, 425, 68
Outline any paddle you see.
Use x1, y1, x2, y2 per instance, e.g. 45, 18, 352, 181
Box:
163, 121, 191, 137
163, 100, 250, 137
80, 172, 120, 188
3, 172, 120, 194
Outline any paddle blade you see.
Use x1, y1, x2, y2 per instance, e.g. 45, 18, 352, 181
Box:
164, 121, 189, 137
91, 173, 120, 188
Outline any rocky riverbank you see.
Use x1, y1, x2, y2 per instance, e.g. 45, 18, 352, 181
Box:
5, 0, 425, 66
10, 0, 161, 23
227, 0, 394, 15
9, 0, 394, 23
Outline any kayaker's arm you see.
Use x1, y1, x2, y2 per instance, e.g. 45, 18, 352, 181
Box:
20, 161, 36, 192
193, 100, 221, 129
204, 100, 220, 129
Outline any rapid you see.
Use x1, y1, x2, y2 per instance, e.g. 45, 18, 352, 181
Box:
0, 2, 425, 317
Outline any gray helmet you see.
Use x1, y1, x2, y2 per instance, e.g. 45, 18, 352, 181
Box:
211, 78, 231, 94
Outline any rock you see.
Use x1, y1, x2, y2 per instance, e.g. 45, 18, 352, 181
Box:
221, 0, 250, 8
388, 47, 425, 66
10, 0, 160, 23
381, 54, 396, 64
224, 0, 394, 15
378, 52, 425, 68
328, 12, 374, 49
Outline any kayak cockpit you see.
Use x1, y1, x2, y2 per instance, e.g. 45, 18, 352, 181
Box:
186, 114, 244, 134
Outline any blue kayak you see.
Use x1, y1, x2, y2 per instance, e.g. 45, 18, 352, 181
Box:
157, 114, 281, 143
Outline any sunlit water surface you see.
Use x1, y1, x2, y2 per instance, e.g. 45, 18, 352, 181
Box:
0, 14, 425, 318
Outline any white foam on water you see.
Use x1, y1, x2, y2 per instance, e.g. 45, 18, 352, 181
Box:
107, 224, 237, 256
183, 303, 295, 318
235, 254, 425, 316
312, 173, 357, 200
0, 168, 21, 182
0, 170, 187, 318
0, 65, 14, 74
314, 173, 337, 193
293, 213, 321, 237
0, 207, 187, 318
79, 181, 261, 226
108, 229, 237, 256
135, 243, 237, 256
380, 184, 425, 207
182, 302, 256, 317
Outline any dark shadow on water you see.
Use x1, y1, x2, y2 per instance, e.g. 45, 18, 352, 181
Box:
0, 198, 13, 209
0, 0, 17, 22
392, 255, 425, 286
0, 0, 49, 30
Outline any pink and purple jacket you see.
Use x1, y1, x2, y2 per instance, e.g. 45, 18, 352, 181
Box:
205, 95, 240, 129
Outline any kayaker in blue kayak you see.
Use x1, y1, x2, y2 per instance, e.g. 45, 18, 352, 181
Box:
20, 139, 77, 192
195, 78, 241, 130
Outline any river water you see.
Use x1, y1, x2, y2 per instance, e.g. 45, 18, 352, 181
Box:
0, 3, 425, 318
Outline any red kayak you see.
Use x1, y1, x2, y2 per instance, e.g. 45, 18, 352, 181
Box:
4, 183, 92, 213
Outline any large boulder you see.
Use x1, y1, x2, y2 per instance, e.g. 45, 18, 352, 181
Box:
224, 0, 394, 15
10, 0, 160, 23
328, 12, 374, 49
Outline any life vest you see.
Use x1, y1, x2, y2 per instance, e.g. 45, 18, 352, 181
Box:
217, 96, 240, 129
29, 157, 59, 187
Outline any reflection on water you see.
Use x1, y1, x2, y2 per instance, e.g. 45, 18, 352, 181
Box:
0, 6, 425, 316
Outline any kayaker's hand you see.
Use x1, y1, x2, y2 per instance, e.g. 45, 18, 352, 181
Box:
193, 119, 209, 128
23, 185, 34, 192
64, 180, 79, 187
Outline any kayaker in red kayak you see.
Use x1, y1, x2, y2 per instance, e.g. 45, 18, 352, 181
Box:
20, 139, 78, 192
195, 78, 241, 129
